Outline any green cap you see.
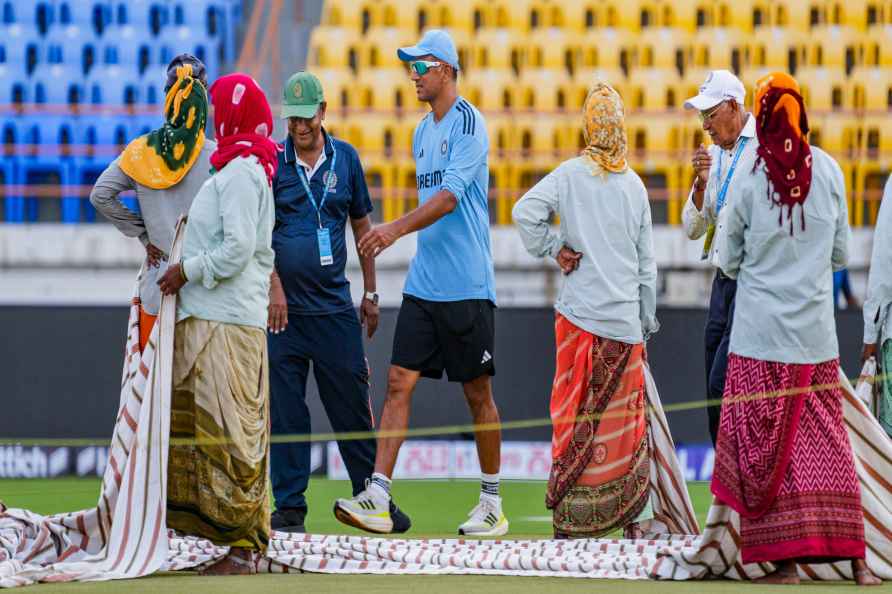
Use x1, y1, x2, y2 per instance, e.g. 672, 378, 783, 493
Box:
281, 71, 324, 119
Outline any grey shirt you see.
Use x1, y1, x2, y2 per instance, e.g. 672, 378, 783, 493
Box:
863, 174, 892, 345
88, 139, 216, 314
512, 157, 658, 344
717, 146, 851, 364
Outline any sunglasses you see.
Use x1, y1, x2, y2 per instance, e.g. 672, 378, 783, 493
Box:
409, 60, 443, 76
698, 101, 727, 123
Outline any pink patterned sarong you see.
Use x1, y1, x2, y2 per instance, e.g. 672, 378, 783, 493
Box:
712, 353, 865, 564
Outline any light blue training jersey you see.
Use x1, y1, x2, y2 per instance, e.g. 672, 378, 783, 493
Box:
403, 96, 497, 304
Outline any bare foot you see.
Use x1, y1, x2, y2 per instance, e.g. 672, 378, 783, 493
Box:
854, 559, 882, 586
754, 561, 800, 585
199, 547, 256, 576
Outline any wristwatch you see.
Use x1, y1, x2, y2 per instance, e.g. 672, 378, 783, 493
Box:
364, 291, 379, 305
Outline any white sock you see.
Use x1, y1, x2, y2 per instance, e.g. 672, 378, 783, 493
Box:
481, 472, 500, 499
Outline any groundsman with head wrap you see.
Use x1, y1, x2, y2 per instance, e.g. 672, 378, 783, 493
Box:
513, 81, 659, 538
90, 54, 215, 351
712, 72, 881, 585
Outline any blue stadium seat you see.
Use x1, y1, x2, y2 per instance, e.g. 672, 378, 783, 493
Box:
86, 67, 141, 109
33, 1, 54, 36
46, 24, 97, 70
56, 0, 95, 29
12, 116, 77, 222
1, 0, 15, 25
32, 64, 85, 110
147, 2, 170, 36
108, 25, 155, 75
2, 24, 41, 76
1, 116, 23, 222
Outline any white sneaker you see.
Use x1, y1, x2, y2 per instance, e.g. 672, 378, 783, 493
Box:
458, 495, 509, 536
333, 481, 393, 534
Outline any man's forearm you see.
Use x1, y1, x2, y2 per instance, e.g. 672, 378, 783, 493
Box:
691, 183, 706, 211
351, 217, 377, 293
394, 190, 457, 237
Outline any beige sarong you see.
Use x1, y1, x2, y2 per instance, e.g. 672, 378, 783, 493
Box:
166, 317, 270, 552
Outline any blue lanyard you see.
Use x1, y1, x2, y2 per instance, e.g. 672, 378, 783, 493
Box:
715, 137, 749, 214
295, 136, 337, 229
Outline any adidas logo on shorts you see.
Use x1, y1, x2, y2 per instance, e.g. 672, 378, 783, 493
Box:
480, 350, 492, 364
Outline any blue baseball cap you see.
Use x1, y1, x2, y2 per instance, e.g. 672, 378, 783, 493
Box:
397, 29, 460, 71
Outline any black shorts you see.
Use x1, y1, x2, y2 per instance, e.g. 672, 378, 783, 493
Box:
391, 295, 495, 383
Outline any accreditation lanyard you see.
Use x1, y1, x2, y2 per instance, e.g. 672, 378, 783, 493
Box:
295, 136, 337, 266
714, 137, 748, 215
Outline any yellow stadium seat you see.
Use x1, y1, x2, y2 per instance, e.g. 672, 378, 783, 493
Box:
807, 26, 860, 73
781, 1, 821, 32
748, 27, 808, 71
310, 67, 354, 115
515, 68, 573, 112
484, 0, 533, 31
528, 0, 571, 30
470, 29, 525, 72
626, 68, 685, 111
360, 27, 414, 70
633, 27, 691, 73
691, 27, 746, 71
850, 67, 892, 111
463, 68, 516, 111
525, 29, 584, 75
578, 28, 635, 73
807, 113, 860, 155
863, 26, 892, 67
355, 67, 415, 112
320, 0, 363, 30
828, 0, 869, 28
672, 0, 753, 31
513, 113, 572, 164
413, 0, 476, 34
307, 27, 362, 71
860, 114, 892, 159
852, 161, 891, 226
797, 67, 852, 112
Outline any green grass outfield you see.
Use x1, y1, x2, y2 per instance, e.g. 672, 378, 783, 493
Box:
1, 478, 889, 593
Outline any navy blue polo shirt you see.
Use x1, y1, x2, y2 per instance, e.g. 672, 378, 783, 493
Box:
272, 131, 373, 315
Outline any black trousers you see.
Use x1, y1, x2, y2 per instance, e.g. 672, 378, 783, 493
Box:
704, 271, 737, 446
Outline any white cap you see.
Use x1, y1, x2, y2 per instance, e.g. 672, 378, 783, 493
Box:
683, 70, 745, 111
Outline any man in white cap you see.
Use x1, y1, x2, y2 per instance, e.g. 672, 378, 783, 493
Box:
682, 70, 759, 445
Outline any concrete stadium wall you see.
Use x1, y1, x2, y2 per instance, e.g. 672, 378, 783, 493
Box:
0, 306, 867, 446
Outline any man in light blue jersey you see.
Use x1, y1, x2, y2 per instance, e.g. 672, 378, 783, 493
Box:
333, 29, 507, 537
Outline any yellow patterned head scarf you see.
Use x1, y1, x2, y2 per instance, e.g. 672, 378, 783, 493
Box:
119, 64, 208, 189
581, 82, 628, 177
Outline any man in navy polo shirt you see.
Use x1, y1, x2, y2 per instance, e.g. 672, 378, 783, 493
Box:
268, 71, 409, 534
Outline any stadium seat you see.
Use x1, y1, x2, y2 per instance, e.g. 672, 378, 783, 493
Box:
362, 27, 413, 69
632, 27, 690, 74
514, 68, 572, 113
86, 66, 141, 111
627, 68, 685, 111
748, 27, 808, 73
578, 28, 634, 74
355, 67, 409, 112
863, 25, 892, 67
806, 25, 860, 74
852, 160, 889, 226
312, 67, 356, 116
528, 0, 569, 30
525, 28, 583, 76
830, 0, 869, 28
32, 64, 85, 114
307, 26, 362, 71
419, 0, 476, 34
860, 114, 892, 160
691, 27, 746, 72
797, 67, 851, 113
463, 68, 516, 111
850, 67, 892, 111
781, 1, 821, 32
470, 29, 524, 73
319, 0, 362, 30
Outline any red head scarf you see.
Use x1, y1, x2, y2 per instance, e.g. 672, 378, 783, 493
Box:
753, 72, 813, 233
208, 73, 279, 185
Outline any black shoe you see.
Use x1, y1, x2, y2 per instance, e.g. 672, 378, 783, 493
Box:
390, 501, 412, 534
271, 507, 307, 533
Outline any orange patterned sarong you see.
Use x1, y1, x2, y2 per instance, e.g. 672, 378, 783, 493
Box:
547, 313, 649, 538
